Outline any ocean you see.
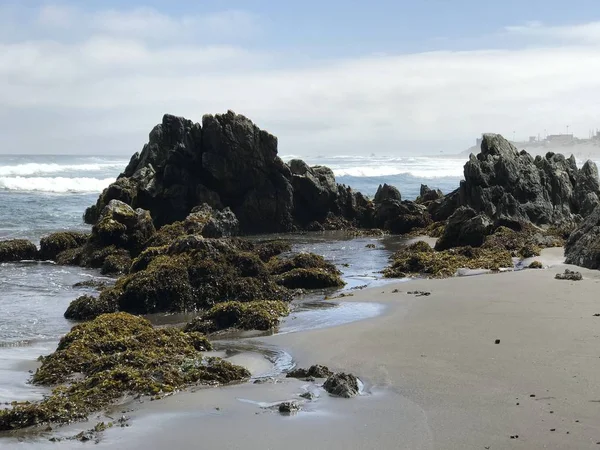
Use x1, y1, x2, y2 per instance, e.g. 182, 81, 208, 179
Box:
0, 153, 465, 406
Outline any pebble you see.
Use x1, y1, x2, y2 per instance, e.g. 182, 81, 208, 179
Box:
495, 339, 501, 344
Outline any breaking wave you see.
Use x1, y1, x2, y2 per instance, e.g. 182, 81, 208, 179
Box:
0, 162, 125, 177
0, 177, 114, 193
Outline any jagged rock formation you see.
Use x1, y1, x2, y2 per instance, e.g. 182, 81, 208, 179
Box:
434, 134, 600, 228
85, 112, 376, 233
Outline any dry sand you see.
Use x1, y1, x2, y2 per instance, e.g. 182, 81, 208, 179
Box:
30, 248, 600, 449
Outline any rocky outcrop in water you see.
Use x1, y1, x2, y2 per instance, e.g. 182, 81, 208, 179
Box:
435, 134, 600, 228
85, 112, 377, 233
0, 239, 37, 262
565, 205, 600, 269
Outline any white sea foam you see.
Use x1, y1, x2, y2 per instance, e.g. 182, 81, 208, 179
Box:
0, 177, 114, 193
0, 162, 125, 177
329, 157, 466, 178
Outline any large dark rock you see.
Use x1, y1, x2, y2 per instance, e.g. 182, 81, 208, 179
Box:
565, 205, 600, 269
86, 112, 293, 233
452, 134, 600, 227
0, 239, 37, 262
85, 112, 375, 234
435, 206, 492, 250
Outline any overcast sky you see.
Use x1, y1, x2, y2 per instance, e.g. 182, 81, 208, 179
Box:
2, 0, 600, 156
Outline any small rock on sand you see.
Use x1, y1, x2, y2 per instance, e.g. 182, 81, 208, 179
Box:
287, 365, 333, 379
555, 269, 583, 281
278, 401, 301, 414
323, 372, 360, 398
495, 339, 501, 344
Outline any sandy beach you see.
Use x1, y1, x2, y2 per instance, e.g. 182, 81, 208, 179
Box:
40, 247, 586, 450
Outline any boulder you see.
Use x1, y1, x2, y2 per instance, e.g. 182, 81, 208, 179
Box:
565, 204, 600, 269
92, 200, 155, 254
0, 239, 37, 262
435, 206, 492, 250
374, 183, 401, 203
290, 160, 338, 224
39, 232, 89, 261
323, 373, 360, 398
374, 199, 430, 234
187, 204, 239, 238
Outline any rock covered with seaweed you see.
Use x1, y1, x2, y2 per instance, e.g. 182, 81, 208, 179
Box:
0, 313, 249, 431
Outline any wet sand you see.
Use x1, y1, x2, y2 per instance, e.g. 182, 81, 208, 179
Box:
8, 247, 600, 449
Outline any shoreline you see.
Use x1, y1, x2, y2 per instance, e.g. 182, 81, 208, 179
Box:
4, 247, 600, 448
81, 249, 600, 449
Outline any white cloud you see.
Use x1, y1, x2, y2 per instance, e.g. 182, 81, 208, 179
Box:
1, 7, 600, 155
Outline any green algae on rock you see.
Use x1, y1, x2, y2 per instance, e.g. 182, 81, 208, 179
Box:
267, 253, 341, 275
0, 239, 38, 262
39, 232, 89, 261
0, 313, 249, 431
185, 300, 289, 333
384, 241, 513, 279
64, 293, 118, 321
275, 268, 345, 289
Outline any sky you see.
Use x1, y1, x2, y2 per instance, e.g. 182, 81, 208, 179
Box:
2, 1, 600, 156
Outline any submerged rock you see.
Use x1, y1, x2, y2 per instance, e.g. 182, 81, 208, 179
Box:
287, 365, 333, 379
0, 239, 37, 262
555, 269, 582, 281
39, 232, 89, 261
323, 372, 360, 398
0, 313, 248, 431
